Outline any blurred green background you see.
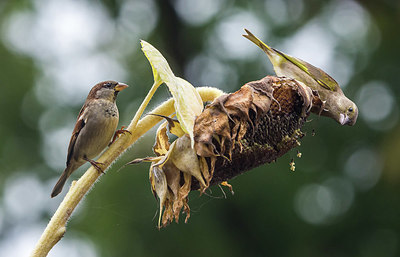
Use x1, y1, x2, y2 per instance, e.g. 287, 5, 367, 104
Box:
1, 0, 399, 256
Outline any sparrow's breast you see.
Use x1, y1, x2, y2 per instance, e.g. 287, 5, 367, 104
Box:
74, 100, 119, 160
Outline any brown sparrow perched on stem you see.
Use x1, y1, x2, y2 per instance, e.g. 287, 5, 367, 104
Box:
51, 81, 129, 198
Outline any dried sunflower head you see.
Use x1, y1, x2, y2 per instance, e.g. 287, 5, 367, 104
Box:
129, 76, 322, 228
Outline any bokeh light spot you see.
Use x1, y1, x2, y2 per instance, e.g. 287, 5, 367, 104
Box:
264, 0, 289, 25
185, 54, 238, 90
294, 184, 333, 225
174, 0, 226, 26
209, 10, 266, 60
283, 22, 336, 73
3, 174, 46, 223
329, 1, 370, 41
357, 81, 398, 130
322, 177, 354, 216
294, 177, 355, 225
344, 147, 382, 191
41, 128, 71, 171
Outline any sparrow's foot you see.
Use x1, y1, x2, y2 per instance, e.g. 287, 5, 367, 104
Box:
84, 157, 105, 173
109, 126, 132, 146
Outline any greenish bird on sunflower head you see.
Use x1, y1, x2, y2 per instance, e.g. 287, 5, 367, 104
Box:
243, 29, 358, 126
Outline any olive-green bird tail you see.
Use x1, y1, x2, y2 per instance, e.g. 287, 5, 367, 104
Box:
243, 29, 274, 56
243, 28, 301, 71
243, 29, 287, 75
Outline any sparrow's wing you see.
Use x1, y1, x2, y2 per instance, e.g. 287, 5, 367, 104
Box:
66, 104, 88, 165
66, 118, 85, 165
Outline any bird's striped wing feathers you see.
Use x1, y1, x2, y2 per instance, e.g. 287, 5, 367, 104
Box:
66, 104, 88, 165
243, 29, 339, 92
272, 48, 338, 92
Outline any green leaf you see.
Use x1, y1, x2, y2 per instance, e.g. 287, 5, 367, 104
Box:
141, 40, 203, 147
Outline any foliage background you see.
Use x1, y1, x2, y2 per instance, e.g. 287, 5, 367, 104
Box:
0, 0, 399, 256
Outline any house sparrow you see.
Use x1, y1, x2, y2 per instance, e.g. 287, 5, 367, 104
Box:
51, 81, 128, 198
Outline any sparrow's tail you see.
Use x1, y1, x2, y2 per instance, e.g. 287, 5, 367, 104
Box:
51, 167, 71, 198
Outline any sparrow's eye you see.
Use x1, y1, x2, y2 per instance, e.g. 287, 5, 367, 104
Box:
104, 82, 113, 88
348, 107, 353, 112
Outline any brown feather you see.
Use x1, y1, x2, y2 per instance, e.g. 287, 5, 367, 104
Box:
66, 118, 85, 165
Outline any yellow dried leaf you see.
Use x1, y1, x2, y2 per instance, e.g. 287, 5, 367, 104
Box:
167, 116, 185, 137
149, 113, 185, 137
141, 40, 203, 147
153, 121, 170, 156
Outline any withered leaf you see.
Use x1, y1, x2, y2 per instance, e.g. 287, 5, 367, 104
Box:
149, 165, 168, 228
153, 121, 170, 156
148, 113, 185, 137
170, 135, 207, 189
126, 156, 161, 165
174, 173, 192, 223
163, 163, 181, 198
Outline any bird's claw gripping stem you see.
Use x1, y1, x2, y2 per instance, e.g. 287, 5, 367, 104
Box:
109, 126, 132, 146
83, 157, 105, 173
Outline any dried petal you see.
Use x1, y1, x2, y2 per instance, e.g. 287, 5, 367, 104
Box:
174, 173, 192, 223
161, 195, 174, 228
163, 163, 181, 198
153, 121, 170, 156
199, 156, 210, 186
170, 135, 207, 189
149, 165, 168, 228
148, 113, 185, 137
126, 156, 162, 165
220, 181, 234, 195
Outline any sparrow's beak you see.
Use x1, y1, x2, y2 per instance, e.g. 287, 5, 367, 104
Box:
115, 82, 129, 92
